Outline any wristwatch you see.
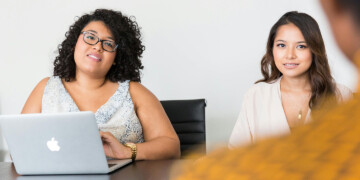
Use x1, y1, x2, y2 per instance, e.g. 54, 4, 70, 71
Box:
124, 142, 137, 161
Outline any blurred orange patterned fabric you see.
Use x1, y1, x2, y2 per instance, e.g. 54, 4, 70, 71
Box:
175, 92, 360, 179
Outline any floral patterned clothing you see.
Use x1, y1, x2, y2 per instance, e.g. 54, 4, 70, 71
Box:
42, 76, 144, 144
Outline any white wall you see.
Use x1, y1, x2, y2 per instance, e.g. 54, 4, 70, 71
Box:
0, 0, 357, 157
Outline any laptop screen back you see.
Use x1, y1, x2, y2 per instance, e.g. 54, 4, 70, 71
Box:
0, 112, 111, 175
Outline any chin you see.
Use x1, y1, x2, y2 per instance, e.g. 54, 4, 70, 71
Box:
80, 68, 103, 76
282, 72, 308, 79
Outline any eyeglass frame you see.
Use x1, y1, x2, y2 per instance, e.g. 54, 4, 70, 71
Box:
80, 31, 119, 52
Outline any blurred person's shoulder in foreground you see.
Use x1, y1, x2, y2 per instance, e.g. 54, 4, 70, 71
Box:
176, 95, 360, 179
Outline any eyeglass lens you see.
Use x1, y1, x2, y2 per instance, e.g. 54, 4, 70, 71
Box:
83, 32, 117, 52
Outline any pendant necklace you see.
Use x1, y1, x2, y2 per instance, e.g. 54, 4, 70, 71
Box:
297, 110, 302, 121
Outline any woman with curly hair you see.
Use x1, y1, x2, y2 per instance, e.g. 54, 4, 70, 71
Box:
228, 11, 352, 148
21, 9, 180, 160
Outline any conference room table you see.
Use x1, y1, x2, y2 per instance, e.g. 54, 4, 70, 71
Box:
0, 159, 191, 180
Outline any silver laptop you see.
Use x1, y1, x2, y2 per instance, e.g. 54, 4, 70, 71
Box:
0, 111, 131, 175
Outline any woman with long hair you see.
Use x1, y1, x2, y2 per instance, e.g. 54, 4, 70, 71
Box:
228, 11, 352, 147
176, 1, 360, 178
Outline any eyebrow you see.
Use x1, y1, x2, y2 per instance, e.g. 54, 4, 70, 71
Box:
275, 40, 307, 44
86, 30, 115, 41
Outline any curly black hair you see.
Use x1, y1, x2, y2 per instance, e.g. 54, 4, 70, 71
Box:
53, 9, 144, 82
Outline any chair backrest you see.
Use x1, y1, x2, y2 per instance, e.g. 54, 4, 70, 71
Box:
160, 99, 206, 158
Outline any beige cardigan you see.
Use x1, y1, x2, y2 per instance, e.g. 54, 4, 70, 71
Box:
228, 78, 353, 148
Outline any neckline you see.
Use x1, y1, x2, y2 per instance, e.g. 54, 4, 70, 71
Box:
277, 76, 311, 131
57, 77, 121, 116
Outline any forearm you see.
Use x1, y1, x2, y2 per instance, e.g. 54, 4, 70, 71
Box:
135, 136, 181, 160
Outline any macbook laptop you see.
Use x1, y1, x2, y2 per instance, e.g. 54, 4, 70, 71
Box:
0, 111, 131, 175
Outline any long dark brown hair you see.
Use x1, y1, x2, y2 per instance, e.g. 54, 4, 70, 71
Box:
256, 11, 337, 109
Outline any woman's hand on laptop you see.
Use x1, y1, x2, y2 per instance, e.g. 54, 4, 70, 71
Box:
99, 131, 132, 159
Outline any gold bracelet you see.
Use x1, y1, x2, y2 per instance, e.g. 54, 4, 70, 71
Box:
124, 142, 137, 162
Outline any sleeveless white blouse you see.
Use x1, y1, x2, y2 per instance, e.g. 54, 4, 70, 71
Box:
41, 76, 144, 144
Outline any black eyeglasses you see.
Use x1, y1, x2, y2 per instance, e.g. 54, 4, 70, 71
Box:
81, 31, 118, 52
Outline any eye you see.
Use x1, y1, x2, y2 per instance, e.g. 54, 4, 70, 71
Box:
86, 35, 96, 40
276, 43, 285, 48
297, 44, 307, 49
104, 41, 114, 48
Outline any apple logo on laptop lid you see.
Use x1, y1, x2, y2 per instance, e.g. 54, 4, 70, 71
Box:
47, 137, 60, 151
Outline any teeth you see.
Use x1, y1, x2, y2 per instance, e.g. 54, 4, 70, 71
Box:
88, 55, 100, 60
284, 63, 298, 66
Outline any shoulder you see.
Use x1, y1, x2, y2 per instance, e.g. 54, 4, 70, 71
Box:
335, 83, 353, 101
21, 77, 50, 113
129, 82, 153, 95
31, 77, 51, 98
39, 76, 63, 93
35, 77, 51, 92
246, 79, 279, 97
129, 82, 158, 107
239, 80, 280, 108
250, 81, 277, 90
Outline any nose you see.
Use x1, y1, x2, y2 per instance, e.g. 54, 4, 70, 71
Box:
92, 41, 103, 52
286, 47, 296, 60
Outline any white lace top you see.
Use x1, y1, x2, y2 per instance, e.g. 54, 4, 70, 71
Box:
41, 76, 144, 144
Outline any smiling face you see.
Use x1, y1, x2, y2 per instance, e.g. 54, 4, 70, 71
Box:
273, 23, 312, 79
74, 21, 117, 78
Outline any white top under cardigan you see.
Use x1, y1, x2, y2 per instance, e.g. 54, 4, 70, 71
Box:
228, 77, 353, 148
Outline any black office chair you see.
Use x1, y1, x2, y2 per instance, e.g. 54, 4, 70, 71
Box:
160, 99, 206, 158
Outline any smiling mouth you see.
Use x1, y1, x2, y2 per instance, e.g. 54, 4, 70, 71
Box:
283, 63, 299, 67
87, 54, 102, 62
